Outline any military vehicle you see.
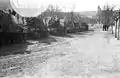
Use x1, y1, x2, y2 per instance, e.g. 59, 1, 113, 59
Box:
0, 9, 27, 47
80, 22, 89, 31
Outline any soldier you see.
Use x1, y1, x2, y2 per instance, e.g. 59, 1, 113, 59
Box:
103, 25, 105, 31
106, 25, 109, 31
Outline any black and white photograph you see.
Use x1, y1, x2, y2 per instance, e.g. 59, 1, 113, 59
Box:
0, 0, 120, 78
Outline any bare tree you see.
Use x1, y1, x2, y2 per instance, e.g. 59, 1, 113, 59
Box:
70, 4, 76, 28
99, 4, 115, 32
97, 5, 102, 24
113, 10, 119, 38
45, 4, 62, 18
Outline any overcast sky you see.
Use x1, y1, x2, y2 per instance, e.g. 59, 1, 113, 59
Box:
17, 0, 120, 12
1, 0, 120, 12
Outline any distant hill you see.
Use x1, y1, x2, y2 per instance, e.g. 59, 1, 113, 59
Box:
78, 11, 97, 17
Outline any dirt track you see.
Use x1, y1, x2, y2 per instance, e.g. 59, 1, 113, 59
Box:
1, 29, 120, 78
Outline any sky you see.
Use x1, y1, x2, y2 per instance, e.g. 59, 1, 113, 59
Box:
18, 0, 120, 12
1, 0, 120, 12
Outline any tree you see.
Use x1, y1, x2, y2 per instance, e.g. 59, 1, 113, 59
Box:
101, 5, 114, 24
42, 5, 62, 18
97, 5, 102, 24
69, 4, 76, 30
39, 4, 63, 27
117, 11, 120, 40
112, 10, 119, 38
98, 4, 115, 32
